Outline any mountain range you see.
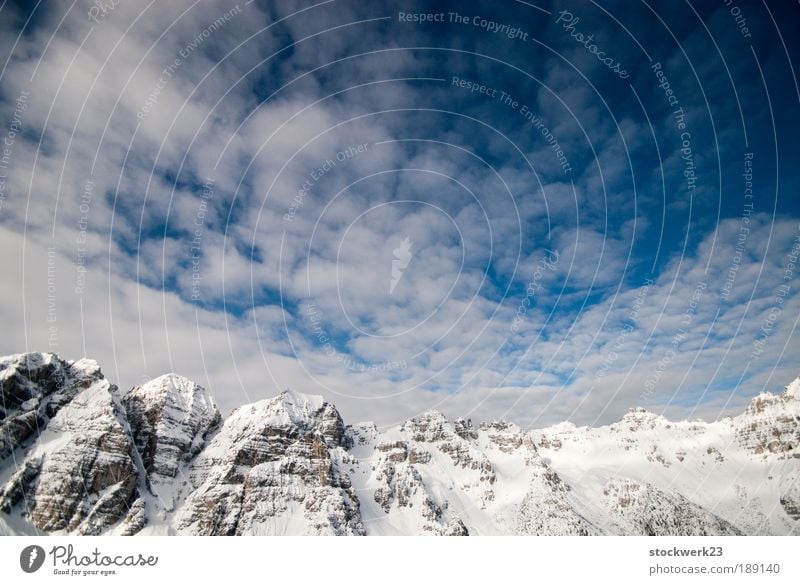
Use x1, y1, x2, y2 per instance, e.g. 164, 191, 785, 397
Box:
0, 352, 797, 535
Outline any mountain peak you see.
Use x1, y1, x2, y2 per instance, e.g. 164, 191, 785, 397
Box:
123, 374, 221, 507
615, 407, 667, 432
134, 373, 216, 409
785, 377, 800, 399
279, 388, 326, 413
224, 388, 329, 434
413, 409, 450, 424
68, 357, 103, 376
0, 350, 56, 366
621, 406, 663, 421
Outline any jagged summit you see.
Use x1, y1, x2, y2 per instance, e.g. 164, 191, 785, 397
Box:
123, 373, 221, 511
625, 406, 657, 415
140, 371, 210, 392
617, 406, 667, 429
277, 387, 327, 416
0, 351, 57, 369
1, 351, 798, 536
412, 409, 449, 422
130, 373, 218, 414
225, 388, 329, 432
784, 377, 800, 399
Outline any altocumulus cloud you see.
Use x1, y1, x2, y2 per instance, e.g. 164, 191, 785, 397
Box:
0, 0, 797, 428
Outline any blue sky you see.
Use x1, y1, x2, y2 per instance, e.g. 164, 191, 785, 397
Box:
0, 0, 798, 427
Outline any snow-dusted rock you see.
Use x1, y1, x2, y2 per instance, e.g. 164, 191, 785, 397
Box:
733, 380, 799, 457
0, 353, 106, 459
367, 411, 495, 533
599, 477, 740, 535
0, 362, 139, 535
531, 378, 800, 536
123, 374, 220, 509
173, 390, 363, 535
780, 471, 800, 521
515, 466, 598, 535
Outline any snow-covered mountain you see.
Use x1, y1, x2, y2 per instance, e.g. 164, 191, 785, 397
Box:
1, 352, 797, 535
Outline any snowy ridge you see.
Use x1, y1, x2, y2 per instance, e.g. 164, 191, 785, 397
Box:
1, 353, 798, 535
530, 382, 800, 535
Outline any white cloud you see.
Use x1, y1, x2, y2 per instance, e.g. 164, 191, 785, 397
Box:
0, 0, 796, 432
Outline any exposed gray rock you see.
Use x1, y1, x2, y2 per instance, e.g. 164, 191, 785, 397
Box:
515, 456, 599, 536
123, 374, 220, 509
0, 353, 105, 459
174, 391, 364, 535
0, 376, 139, 534
779, 474, 800, 521
600, 478, 741, 535
734, 385, 799, 457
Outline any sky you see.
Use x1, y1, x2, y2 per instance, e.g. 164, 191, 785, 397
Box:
0, 0, 798, 429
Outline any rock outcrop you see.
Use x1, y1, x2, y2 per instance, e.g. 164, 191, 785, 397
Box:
0, 359, 138, 535
733, 381, 799, 457
599, 477, 741, 535
0, 353, 106, 459
123, 374, 220, 510
174, 391, 364, 535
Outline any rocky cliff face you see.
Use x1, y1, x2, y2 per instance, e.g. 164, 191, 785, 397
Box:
598, 478, 741, 535
733, 379, 799, 457
0, 355, 139, 535
123, 374, 220, 511
0, 353, 105, 459
1, 352, 797, 535
174, 391, 364, 535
